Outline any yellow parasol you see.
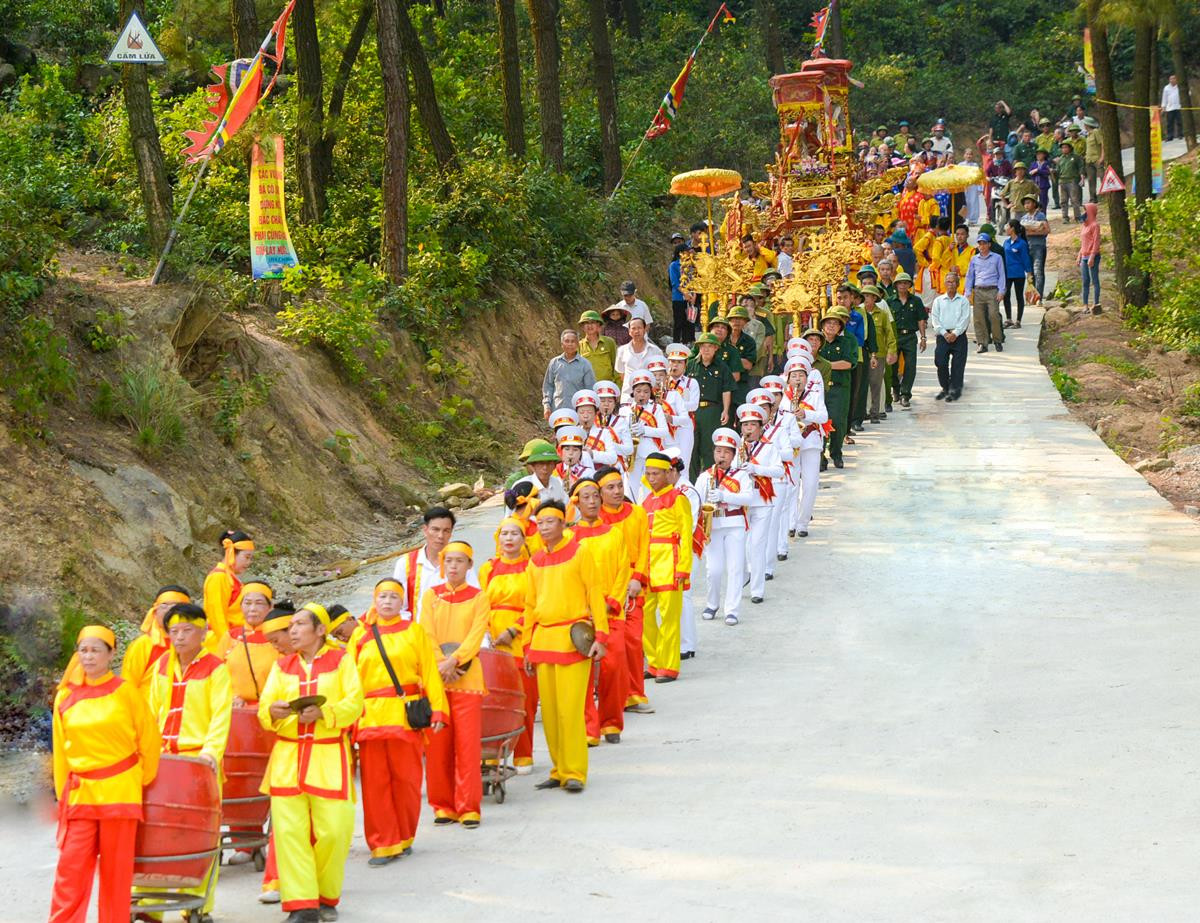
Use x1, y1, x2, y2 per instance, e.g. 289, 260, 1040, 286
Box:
670, 168, 743, 254
916, 164, 985, 194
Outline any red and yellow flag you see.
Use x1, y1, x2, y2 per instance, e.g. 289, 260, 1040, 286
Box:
643, 4, 735, 141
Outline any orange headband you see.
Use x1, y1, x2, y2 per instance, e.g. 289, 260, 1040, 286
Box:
329, 610, 352, 632
537, 507, 566, 521
58, 625, 116, 691
261, 615, 293, 634
300, 602, 331, 628
141, 590, 191, 633
222, 536, 254, 569
441, 541, 474, 561
77, 625, 116, 649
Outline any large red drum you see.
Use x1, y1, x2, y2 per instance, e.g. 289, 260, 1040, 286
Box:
221, 705, 274, 827
133, 754, 221, 887
479, 648, 525, 745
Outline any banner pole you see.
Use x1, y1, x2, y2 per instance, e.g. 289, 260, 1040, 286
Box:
151, 157, 210, 285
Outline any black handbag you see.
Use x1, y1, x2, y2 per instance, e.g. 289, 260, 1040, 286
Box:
369, 623, 433, 729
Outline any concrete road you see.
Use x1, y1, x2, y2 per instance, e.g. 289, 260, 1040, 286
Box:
7, 306, 1200, 921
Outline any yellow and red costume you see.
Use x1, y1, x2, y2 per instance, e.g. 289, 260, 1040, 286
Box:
50, 627, 161, 923
203, 535, 253, 635
524, 522, 610, 786
479, 549, 537, 767
569, 516, 629, 744
258, 642, 363, 915
120, 588, 190, 694
600, 492, 650, 707
640, 471, 693, 680
420, 563, 490, 824
216, 623, 279, 705
350, 581, 448, 858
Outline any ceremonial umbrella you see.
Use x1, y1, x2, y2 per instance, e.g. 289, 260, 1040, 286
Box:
670, 168, 743, 254
917, 164, 985, 230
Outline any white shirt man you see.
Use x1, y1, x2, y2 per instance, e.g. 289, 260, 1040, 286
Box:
614, 319, 665, 401
931, 275, 973, 402
1161, 77, 1180, 112
610, 282, 653, 328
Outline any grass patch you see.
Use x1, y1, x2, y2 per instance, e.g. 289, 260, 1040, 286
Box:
117, 360, 197, 458
1090, 353, 1154, 380
1178, 383, 1200, 421
1051, 369, 1082, 403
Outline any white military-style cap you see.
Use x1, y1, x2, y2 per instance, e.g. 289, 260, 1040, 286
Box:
548, 407, 580, 429
572, 389, 599, 409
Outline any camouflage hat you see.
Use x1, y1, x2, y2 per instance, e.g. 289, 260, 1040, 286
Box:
894, 271, 914, 284
1012, 161, 1027, 170
747, 282, 769, 298
859, 283, 883, 299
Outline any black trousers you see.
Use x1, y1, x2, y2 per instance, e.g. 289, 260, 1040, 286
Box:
935, 334, 968, 394
671, 299, 695, 344
1165, 109, 1182, 141
1004, 276, 1026, 323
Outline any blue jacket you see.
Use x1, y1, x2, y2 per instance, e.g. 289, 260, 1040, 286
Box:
1003, 236, 1032, 278
846, 309, 866, 347
669, 259, 684, 301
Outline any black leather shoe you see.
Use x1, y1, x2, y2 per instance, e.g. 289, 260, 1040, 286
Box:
765, 573, 773, 581
604, 733, 621, 743
880, 411, 889, 418
995, 342, 1003, 352
777, 553, 788, 561
977, 345, 988, 353
535, 778, 562, 790
751, 596, 763, 604
788, 529, 795, 537
946, 392, 959, 402
433, 816, 456, 826
654, 675, 676, 684
935, 390, 948, 400
833, 458, 844, 469
564, 780, 584, 793
820, 456, 828, 471
798, 530, 809, 537
680, 651, 695, 660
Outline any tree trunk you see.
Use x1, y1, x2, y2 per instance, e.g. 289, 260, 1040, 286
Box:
620, 0, 641, 39
1088, 2, 1142, 309
120, 0, 173, 254
526, 0, 564, 171
1131, 21, 1153, 211
757, 0, 784, 74
230, 0, 259, 59
1166, 3, 1197, 148
826, 0, 845, 59
496, 0, 526, 157
293, 0, 329, 223
396, 0, 458, 172
376, 0, 409, 282
586, 0, 621, 193
324, 0, 374, 162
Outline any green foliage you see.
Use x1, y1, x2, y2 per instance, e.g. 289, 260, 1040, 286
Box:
1128, 164, 1200, 352
90, 377, 116, 421
1050, 368, 1081, 403
1089, 353, 1153, 380
0, 315, 76, 436
323, 428, 358, 464
116, 360, 195, 458
211, 371, 273, 445
0, 592, 97, 715
1178, 383, 1200, 421
82, 309, 131, 353
277, 264, 389, 380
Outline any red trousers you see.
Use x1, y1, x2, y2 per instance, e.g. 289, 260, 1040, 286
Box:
49, 816, 137, 923
513, 657, 539, 766
624, 598, 648, 706
262, 828, 278, 891
359, 736, 424, 857
585, 618, 628, 740
426, 692, 483, 822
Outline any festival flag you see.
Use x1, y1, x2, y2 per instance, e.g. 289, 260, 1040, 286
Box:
811, 1, 833, 54
182, 0, 297, 162
643, 3, 736, 140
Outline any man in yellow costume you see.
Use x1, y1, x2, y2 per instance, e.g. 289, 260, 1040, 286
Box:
639, 452, 693, 683
524, 499, 610, 792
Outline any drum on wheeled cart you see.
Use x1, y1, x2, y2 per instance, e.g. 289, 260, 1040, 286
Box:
478, 648, 526, 804
219, 705, 274, 869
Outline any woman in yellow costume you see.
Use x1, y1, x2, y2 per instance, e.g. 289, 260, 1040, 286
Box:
50, 625, 161, 923
349, 579, 447, 866
258, 603, 364, 923
120, 585, 191, 693
203, 529, 254, 636
479, 518, 537, 773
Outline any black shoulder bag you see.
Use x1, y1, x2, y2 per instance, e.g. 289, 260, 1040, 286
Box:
369, 623, 433, 729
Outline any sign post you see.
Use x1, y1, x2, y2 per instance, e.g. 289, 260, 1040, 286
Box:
107, 11, 165, 65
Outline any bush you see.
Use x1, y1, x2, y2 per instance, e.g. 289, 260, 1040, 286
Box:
0, 315, 76, 436
211, 371, 272, 445
117, 360, 195, 458
277, 264, 389, 380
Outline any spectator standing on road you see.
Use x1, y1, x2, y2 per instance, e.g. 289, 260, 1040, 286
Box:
1079, 203, 1102, 313
1001, 219, 1033, 330
1162, 75, 1182, 141
964, 232, 1006, 354
959, 149, 983, 226
1057, 139, 1085, 223
1019, 194, 1049, 299
542, 330, 596, 418
1012, 129, 1038, 168
1083, 117, 1104, 202
931, 271, 971, 402
1029, 148, 1053, 212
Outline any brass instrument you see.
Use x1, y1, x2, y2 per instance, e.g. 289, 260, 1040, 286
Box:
735, 439, 749, 470
700, 502, 716, 540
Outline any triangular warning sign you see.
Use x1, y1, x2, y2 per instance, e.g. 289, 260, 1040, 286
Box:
107, 11, 165, 64
1098, 164, 1126, 194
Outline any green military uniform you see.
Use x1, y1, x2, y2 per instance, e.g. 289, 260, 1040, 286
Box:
851, 309, 878, 428
889, 280, 926, 402
726, 333, 756, 407
686, 339, 734, 480
818, 310, 858, 466
801, 327, 833, 389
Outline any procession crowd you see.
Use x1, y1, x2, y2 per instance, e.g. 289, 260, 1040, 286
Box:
45, 95, 1106, 923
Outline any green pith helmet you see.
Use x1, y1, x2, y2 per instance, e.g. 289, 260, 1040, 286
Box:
726, 305, 751, 321
525, 441, 561, 464
695, 332, 720, 346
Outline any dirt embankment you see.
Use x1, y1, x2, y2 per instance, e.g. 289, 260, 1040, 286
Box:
0, 247, 672, 625
1037, 175, 1200, 516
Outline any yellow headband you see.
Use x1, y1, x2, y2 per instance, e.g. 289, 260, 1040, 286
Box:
77, 625, 116, 649
374, 579, 405, 597
300, 602, 331, 627
222, 536, 255, 569
441, 541, 474, 561
241, 581, 273, 602
164, 608, 207, 629
328, 611, 352, 632
645, 457, 672, 471
596, 470, 623, 488
569, 477, 599, 498
142, 590, 191, 633
261, 615, 293, 634
537, 507, 566, 521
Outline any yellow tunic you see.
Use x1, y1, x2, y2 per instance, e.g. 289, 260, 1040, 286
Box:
419, 584, 490, 695
567, 519, 630, 618
146, 650, 233, 766
640, 484, 694, 592
524, 536, 611, 664
257, 645, 364, 799
120, 628, 171, 695
479, 556, 532, 657
600, 501, 650, 588
52, 672, 161, 818
216, 626, 280, 703
203, 564, 244, 636
350, 617, 449, 738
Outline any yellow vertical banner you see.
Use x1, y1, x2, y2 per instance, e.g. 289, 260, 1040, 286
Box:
1082, 28, 1095, 94
249, 134, 300, 279
1150, 106, 1163, 194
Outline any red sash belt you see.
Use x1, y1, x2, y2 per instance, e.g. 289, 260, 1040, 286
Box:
540, 614, 589, 629
58, 752, 140, 840
365, 684, 421, 698
490, 604, 523, 613
649, 535, 680, 545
